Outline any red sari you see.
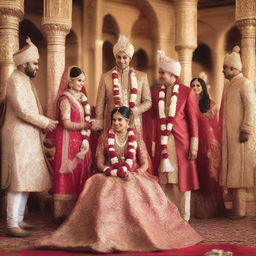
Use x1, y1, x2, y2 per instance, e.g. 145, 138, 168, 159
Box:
53, 91, 91, 221
37, 131, 203, 252
192, 101, 224, 218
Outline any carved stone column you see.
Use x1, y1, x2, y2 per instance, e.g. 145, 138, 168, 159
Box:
0, 0, 24, 102
42, 0, 72, 118
235, 0, 256, 216
235, 0, 256, 81
174, 0, 198, 86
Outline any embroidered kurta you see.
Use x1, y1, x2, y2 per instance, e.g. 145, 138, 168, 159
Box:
96, 67, 152, 133
152, 81, 200, 192
37, 131, 202, 252
220, 73, 256, 188
1, 70, 51, 192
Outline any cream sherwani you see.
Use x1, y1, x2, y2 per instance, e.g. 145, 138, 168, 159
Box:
220, 73, 256, 188
96, 67, 152, 133
1, 70, 51, 192
220, 73, 256, 216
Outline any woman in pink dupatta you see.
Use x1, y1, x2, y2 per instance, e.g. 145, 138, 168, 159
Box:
190, 77, 224, 218
37, 106, 202, 253
53, 66, 94, 222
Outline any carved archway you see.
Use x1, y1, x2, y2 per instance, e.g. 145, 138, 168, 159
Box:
102, 41, 115, 72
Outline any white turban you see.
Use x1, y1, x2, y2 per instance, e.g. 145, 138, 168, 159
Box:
13, 37, 39, 66
157, 50, 181, 77
113, 35, 134, 58
224, 45, 242, 71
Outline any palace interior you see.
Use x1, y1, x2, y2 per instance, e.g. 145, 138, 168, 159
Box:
1, 0, 256, 255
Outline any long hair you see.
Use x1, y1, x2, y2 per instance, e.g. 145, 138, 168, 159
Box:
190, 78, 211, 113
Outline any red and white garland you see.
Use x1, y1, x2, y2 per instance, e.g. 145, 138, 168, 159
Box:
158, 84, 179, 159
112, 68, 138, 109
103, 127, 137, 178
77, 92, 91, 158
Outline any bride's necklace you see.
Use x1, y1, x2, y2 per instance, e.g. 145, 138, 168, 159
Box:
115, 132, 128, 147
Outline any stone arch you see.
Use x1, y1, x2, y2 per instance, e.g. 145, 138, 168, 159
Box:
130, 0, 159, 84
66, 30, 79, 67
19, 19, 46, 48
102, 14, 120, 37
225, 26, 241, 52
132, 0, 159, 40
192, 43, 213, 83
102, 41, 115, 72
131, 48, 149, 71
131, 15, 152, 38
19, 19, 47, 110
101, 14, 120, 73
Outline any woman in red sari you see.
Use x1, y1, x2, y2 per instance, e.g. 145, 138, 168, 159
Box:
53, 66, 94, 222
37, 106, 203, 253
190, 77, 224, 218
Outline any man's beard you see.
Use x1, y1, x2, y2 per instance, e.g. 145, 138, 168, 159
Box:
25, 66, 36, 78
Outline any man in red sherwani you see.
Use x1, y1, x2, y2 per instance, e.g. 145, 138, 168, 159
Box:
151, 51, 199, 221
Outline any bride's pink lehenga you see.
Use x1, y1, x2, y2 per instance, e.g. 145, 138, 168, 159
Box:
38, 132, 203, 253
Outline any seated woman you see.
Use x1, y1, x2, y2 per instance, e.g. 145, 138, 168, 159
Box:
190, 77, 224, 218
37, 106, 202, 253
53, 66, 95, 222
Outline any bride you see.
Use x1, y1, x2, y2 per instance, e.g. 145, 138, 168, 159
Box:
38, 106, 202, 253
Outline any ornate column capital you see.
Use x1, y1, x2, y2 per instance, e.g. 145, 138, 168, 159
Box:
42, 0, 72, 44
0, 0, 24, 101
42, 23, 71, 44
0, 0, 24, 20
236, 19, 256, 38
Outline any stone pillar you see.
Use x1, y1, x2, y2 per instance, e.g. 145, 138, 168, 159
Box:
0, 0, 24, 102
42, 0, 72, 118
174, 0, 198, 86
235, 0, 256, 81
211, 37, 225, 108
235, 0, 256, 216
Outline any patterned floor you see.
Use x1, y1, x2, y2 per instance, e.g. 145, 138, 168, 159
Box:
0, 212, 256, 251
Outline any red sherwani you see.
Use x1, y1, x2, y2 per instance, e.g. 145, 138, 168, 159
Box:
151, 81, 199, 192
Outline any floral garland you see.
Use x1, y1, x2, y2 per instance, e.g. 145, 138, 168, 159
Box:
112, 68, 138, 109
158, 84, 179, 159
78, 92, 91, 158
103, 127, 137, 178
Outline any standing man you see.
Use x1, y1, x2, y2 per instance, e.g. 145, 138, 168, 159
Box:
95, 35, 152, 133
1, 38, 58, 237
220, 46, 256, 219
152, 50, 199, 221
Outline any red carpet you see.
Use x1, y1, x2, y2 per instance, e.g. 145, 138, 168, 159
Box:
1, 244, 256, 256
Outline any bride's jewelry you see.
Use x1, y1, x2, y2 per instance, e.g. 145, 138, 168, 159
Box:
115, 132, 128, 147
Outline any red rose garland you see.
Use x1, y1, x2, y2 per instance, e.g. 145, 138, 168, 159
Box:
103, 127, 137, 178
158, 84, 179, 159
112, 68, 138, 109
